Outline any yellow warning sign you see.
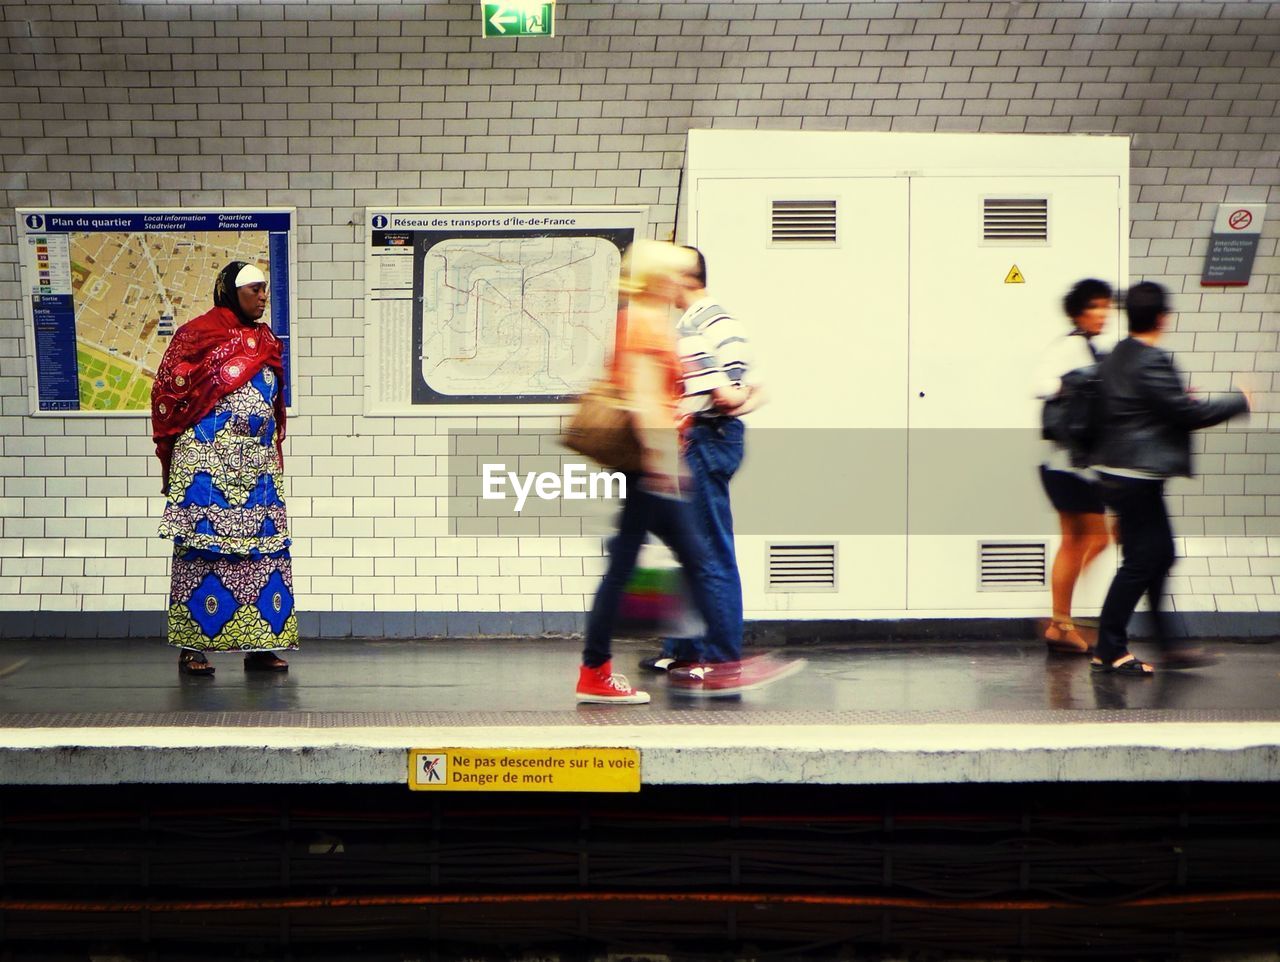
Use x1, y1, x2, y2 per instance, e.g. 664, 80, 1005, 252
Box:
409, 748, 641, 792
1005, 265, 1025, 284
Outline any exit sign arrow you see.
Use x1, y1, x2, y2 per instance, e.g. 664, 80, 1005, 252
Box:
488, 7, 519, 33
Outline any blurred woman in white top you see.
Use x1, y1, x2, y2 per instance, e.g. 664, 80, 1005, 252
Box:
1032, 278, 1114, 654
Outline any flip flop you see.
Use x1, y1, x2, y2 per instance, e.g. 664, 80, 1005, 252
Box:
1090, 653, 1154, 676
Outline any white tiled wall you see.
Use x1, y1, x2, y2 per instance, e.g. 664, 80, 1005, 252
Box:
1, 0, 1278, 625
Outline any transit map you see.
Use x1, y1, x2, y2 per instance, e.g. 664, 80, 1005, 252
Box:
420, 235, 618, 398
364, 207, 647, 415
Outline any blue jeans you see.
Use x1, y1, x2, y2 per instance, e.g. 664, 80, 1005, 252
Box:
583, 476, 729, 669
663, 417, 745, 665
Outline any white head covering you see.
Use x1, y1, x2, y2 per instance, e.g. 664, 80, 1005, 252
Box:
234, 264, 267, 287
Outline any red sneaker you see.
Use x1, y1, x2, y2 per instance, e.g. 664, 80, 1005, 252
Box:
576, 661, 651, 704
668, 661, 740, 693
669, 654, 807, 697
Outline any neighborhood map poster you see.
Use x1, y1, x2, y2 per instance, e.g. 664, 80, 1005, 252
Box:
17, 208, 296, 415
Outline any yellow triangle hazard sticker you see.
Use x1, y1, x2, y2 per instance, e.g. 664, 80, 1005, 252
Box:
1005, 265, 1025, 284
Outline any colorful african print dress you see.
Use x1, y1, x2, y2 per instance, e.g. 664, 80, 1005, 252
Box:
160, 366, 298, 652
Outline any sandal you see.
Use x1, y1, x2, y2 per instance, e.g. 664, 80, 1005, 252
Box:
1044, 620, 1092, 655
178, 651, 215, 677
1090, 653, 1154, 676
244, 652, 289, 672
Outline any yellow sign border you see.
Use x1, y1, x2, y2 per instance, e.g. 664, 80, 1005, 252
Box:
409, 747, 641, 792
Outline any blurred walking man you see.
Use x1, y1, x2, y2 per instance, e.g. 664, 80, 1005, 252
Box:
1090, 281, 1250, 675
640, 249, 803, 695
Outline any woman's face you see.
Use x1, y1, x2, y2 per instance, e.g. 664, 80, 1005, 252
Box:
237, 282, 269, 321
1074, 296, 1110, 336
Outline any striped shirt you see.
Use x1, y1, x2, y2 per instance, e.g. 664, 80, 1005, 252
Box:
676, 296, 754, 417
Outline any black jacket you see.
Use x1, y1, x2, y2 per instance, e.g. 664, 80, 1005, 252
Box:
1094, 337, 1248, 478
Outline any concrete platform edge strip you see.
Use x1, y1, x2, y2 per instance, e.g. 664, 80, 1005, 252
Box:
1, 723, 1278, 785
3, 610, 1278, 641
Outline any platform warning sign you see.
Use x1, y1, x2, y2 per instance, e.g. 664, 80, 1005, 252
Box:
409, 747, 640, 792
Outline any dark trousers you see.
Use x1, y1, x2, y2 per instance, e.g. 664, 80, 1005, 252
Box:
1095, 474, 1175, 662
583, 478, 725, 669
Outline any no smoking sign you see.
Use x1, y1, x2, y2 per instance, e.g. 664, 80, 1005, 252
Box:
1227, 209, 1252, 231
1203, 203, 1267, 286
1212, 203, 1265, 236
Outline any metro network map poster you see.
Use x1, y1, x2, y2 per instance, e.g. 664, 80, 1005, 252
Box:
17, 208, 296, 415
363, 206, 647, 415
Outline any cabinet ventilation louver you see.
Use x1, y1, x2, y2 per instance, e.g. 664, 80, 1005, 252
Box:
978, 541, 1047, 590
983, 198, 1049, 241
770, 200, 838, 245
767, 542, 838, 593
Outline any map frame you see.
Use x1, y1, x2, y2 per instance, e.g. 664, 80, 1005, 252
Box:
16, 207, 298, 418
363, 206, 649, 417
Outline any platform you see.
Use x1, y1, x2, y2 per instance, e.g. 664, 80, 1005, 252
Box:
0, 636, 1278, 786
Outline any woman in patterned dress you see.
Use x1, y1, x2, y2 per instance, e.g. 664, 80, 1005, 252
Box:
151, 261, 297, 676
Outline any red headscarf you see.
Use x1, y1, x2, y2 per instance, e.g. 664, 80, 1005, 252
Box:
151, 267, 286, 494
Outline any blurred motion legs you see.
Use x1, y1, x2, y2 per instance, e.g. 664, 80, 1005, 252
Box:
1096, 475, 1171, 668
1045, 510, 1109, 653
580, 475, 727, 703
662, 417, 745, 665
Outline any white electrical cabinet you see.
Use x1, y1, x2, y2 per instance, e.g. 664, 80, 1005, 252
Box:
685, 130, 1128, 619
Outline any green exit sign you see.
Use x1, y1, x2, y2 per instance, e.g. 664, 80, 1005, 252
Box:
482, 2, 555, 38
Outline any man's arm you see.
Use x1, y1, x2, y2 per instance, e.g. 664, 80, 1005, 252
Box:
1137, 352, 1249, 430
715, 383, 767, 417
711, 383, 750, 410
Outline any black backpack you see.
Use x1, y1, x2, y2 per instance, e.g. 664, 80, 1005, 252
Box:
1041, 339, 1102, 468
